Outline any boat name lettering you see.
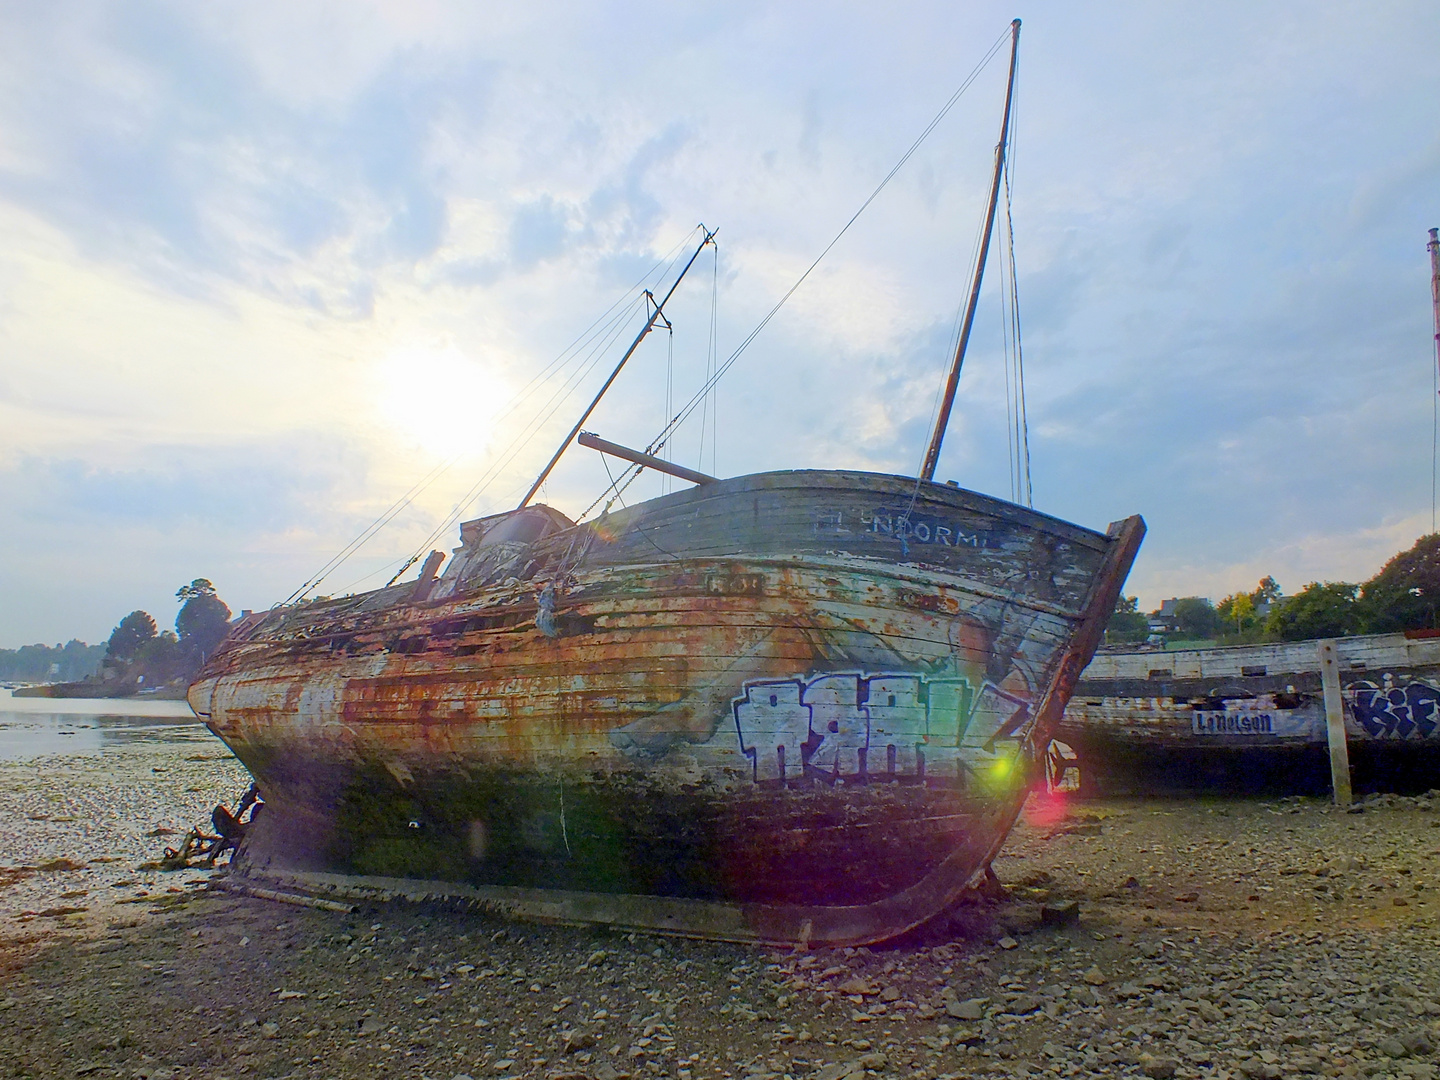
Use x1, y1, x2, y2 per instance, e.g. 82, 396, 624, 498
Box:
1192, 710, 1274, 735
859, 508, 992, 548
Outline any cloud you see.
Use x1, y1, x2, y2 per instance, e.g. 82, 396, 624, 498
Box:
2, 0, 1440, 644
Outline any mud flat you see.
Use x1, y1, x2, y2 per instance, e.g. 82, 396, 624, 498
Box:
1, 746, 1439, 1080
0, 742, 252, 930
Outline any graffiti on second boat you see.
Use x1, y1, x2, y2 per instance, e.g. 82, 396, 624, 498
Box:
1349, 677, 1440, 739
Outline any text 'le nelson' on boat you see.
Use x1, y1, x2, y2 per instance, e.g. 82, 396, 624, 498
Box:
189, 20, 1144, 946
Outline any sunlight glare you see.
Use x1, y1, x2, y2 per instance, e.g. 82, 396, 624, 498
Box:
375, 342, 510, 459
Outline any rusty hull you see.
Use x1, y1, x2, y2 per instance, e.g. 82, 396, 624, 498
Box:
191, 471, 1143, 945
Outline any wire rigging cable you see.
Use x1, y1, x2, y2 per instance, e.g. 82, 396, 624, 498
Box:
696, 239, 720, 477
638, 25, 1016, 464
998, 67, 1031, 507
663, 323, 674, 495
290, 227, 704, 601
384, 227, 712, 584
292, 18, 1024, 595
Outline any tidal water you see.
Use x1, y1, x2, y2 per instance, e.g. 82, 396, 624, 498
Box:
0, 688, 213, 761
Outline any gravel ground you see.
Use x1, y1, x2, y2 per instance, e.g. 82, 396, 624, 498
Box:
2, 745, 1439, 1080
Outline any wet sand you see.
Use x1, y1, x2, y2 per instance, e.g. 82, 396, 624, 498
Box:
1, 743, 1438, 1080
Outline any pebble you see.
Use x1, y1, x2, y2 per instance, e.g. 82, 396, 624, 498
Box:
1379, 1036, 1410, 1058
1040, 900, 1079, 926
946, 998, 987, 1020
1138, 1052, 1178, 1079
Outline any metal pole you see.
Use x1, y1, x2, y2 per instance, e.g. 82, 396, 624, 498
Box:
1429, 227, 1440, 392
920, 18, 1021, 483
1429, 228, 1438, 533
577, 432, 718, 487
518, 228, 717, 509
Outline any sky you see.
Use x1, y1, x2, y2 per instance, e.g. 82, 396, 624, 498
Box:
2, 1, 1438, 648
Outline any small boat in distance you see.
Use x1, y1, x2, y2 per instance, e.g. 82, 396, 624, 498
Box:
189, 21, 1145, 945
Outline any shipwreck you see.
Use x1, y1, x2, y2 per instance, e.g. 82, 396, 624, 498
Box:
189, 21, 1144, 945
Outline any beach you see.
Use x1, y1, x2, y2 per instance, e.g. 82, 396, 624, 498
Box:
1, 706, 1438, 1080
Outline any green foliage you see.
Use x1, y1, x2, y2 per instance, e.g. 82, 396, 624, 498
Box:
1213, 577, 1284, 643
0, 640, 105, 682
1253, 576, 1282, 605
1170, 596, 1221, 639
105, 610, 157, 662
176, 578, 232, 664
1106, 595, 1150, 644
7, 578, 233, 690
175, 578, 218, 603
1265, 582, 1360, 641
1356, 534, 1440, 633
1217, 592, 1257, 636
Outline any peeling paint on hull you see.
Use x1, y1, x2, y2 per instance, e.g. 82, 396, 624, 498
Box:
191, 470, 1143, 944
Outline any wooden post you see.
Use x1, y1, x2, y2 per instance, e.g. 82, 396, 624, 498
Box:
1317, 639, 1352, 807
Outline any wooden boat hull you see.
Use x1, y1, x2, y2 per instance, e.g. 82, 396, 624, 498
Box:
191, 470, 1142, 944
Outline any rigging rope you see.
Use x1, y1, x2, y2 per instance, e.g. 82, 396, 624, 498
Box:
290, 227, 703, 601
637, 25, 1014, 463
1002, 162, 1031, 507
696, 240, 720, 475
382, 227, 710, 584
1005, 66, 1031, 507
290, 19, 1025, 596
663, 324, 674, 495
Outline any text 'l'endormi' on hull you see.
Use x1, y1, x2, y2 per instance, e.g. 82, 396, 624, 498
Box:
187, 20, 1146, 945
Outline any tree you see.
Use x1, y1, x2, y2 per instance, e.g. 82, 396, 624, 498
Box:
1217, 592, 1256, 635
1106, 595, 1150, 644
1264, 582, 1360, 641
1252, 576, 1282, 606
0, 641, 105, 682
1169, 597, 1221, 640
176, 578, 232, 664
106, 611, 157, 663
1357, 534, 1440, 633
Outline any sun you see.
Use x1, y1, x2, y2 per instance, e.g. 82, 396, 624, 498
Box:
375, 342, 510, 459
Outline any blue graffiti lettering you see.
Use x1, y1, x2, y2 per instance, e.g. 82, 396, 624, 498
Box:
1349, 680, 1440, 739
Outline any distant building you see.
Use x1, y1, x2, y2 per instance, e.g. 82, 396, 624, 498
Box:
1253, 595, 1283, 620
1147, 596, 1216, 636
1148, 598, 1187, 635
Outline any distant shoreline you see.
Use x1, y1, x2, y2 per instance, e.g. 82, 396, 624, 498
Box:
11, 681, 189, 701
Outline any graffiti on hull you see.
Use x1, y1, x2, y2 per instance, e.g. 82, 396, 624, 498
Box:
732, 672, 1031, 784
1349, 677, 1440, 739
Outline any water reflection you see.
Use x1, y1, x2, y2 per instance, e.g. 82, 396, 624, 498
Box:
0, 688, 217, 760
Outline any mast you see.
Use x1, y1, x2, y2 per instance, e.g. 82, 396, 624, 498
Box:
1430, 228, 1440, 390
1430, 228, 1439, 534
920, 18, 1021, 483
518, 227, 717, 509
